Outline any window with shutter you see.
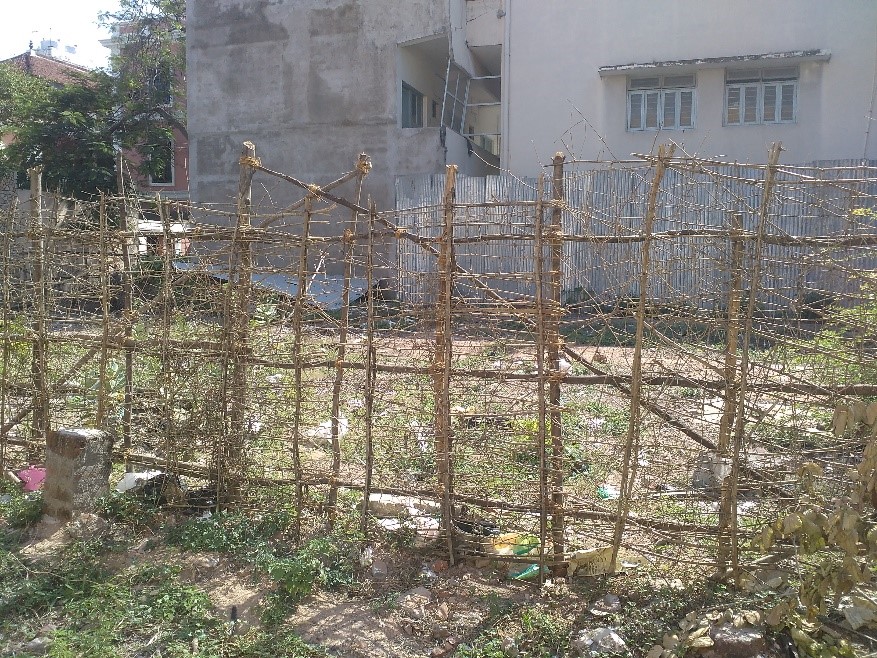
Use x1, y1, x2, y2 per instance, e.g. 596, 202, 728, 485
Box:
626, 74, 696, 132
724, 67, 797, 125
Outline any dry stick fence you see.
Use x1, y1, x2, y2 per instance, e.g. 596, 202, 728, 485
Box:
1, 142, 876, 582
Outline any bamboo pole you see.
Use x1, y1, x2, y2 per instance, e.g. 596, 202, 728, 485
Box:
215, 142, 257, 505
0, 196, 13, 470
718, 214, 744, 455
28, 166, 47, 461
158, 197, 175, 468
291, 190, 313, 540
716, 213, 744, 574
361, 201, 377, 535
610, 144, 675, 569
329, 154, 369, 529
228, 143, 256, 501
96, 195, 110, 426
435, 165, 458, 565
117, 154, 135, 470
727, 142, 783, 582
549, 153, 566, 577
534, 172, 549, 583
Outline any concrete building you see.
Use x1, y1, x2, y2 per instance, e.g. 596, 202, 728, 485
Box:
502, 0, 877, 171
187, 0, 501, 212
187, 0, 877, 210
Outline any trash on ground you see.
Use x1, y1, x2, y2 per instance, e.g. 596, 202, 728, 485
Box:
17, 465, 46, 492
596, 484, 620, 500
570, 627, 627, 656
508, 563, 549, 581
490, 532, 539, 556
368, 493, 441, 517
568, 546, 615, 577
588, 593, 621, 616
116, 470, 163, 493
302, 417, 349, 445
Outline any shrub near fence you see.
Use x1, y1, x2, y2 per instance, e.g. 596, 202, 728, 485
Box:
1, 142, 877, 585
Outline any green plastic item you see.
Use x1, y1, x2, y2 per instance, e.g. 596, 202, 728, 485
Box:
508, 563, 549, 581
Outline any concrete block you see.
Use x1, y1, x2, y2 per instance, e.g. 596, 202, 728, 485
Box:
43, 428, 113, 520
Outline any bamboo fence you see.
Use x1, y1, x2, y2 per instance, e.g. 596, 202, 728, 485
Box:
1, 142, 876, 582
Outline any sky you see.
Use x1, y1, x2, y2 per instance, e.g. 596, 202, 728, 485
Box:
0, 0, 122, 69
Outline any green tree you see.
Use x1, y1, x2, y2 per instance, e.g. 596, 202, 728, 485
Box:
101, 0, 186, 184
0, 68, 119, 196
0, 0, 185, 198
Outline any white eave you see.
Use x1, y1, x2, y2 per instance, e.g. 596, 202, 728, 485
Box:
598, 49, 831, 77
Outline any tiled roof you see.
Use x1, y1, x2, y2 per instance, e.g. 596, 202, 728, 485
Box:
1, 51, 92, 86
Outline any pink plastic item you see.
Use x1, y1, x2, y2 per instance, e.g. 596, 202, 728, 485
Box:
17, 465, 46, 492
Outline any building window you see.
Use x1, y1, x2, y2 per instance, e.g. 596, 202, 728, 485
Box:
148, 140, 174, 186
627, 74, 695, 131
725, 67, 797, 125
401, 82, 424, 128
151, 66, 173, 107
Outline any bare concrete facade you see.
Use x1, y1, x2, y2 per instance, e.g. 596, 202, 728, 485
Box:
187, 0, 489, 213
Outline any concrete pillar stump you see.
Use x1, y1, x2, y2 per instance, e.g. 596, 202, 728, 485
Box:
44, 428, 113, 520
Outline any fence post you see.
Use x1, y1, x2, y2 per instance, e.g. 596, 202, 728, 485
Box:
722, 142, 783, 582
28, 166, 48, 461
435, 165, 457, 565
158, 196, 174, 461
0, 196, 14, 471
534, 172, 549, 582
361, 200, 377, 535
96, 195, 110, 426
117, 153, 135, 470
330, 154, 370, 529
715, 212, 744, 574
291, 187, 313, 541
549, 153, 566, 576
216, 142, 256, 504
611, 144, 675, 569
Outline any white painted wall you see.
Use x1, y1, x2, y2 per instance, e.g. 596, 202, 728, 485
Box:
502, 0, 877, 173
466, 0, 505, 48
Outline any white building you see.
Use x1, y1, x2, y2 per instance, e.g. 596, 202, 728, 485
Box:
498, 0, 877, 171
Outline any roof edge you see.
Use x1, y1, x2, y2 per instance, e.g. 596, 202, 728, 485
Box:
598, 49, 831, 77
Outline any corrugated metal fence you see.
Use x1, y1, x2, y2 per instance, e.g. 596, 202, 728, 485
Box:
396, 158, 877, 312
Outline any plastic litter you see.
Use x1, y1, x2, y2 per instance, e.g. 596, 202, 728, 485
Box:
597, 484, 620, 500
303, 417, 349, 444
509, 563, 548, 580
568, 546, 615, 577
490, 532, 539, 556
17, 465, 46, 492
116, 470, 162, 493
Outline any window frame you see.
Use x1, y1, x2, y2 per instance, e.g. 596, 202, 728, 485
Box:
626, 74, 696, 132
724, 67, 798, 126
148, 139, 175, 187
401, 81, 425, 129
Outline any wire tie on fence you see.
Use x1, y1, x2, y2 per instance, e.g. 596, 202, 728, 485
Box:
307, 183, 323, 197
395, 228, 406, 239
356, 155, 373, 175
238, 155, 262, 168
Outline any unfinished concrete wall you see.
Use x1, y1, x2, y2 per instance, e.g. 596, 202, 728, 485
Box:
187, 0, 453, 218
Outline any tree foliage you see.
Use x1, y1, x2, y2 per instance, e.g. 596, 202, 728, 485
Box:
0, 0, 185, 198
103, 0, 186, 189
0, 67, 119, 196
